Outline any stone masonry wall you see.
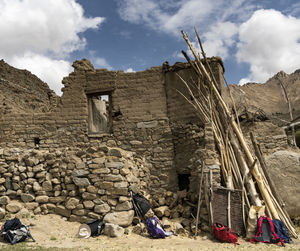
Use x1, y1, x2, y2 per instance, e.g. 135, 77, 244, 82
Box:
0, 146, 149, 224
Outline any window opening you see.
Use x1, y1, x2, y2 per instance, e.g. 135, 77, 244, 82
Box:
87, 93, 111, 134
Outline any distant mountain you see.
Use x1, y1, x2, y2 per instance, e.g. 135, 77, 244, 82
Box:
224, 69, 300, 126
0, 60, 58, 114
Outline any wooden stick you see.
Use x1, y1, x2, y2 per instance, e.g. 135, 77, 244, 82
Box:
195, 164, 205, 237
250, 132, 297, 237
204, 173, 212, 227
209, 168, 214, 226
182, 30, 279, 219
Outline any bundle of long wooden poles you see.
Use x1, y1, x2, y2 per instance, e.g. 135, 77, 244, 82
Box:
178, 28, 298, 238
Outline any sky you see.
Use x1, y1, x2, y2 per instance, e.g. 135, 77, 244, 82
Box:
0, 0, 300, 95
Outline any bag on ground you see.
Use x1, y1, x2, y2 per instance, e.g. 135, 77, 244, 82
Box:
77, 219, 105, 239
212, 223, 239, 244
250, 215, 284, 245
146, 216, 173, 239
272, 219, 291, 243
1, 217, 35, 245
132, 193, 151, 217
246, 205, 265, 240
87, 219, 105, 237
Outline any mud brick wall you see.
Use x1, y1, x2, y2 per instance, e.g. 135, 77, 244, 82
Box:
242, 121, 289, 156
0, 59, 227, 201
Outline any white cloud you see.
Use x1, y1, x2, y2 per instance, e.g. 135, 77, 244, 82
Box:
117, 0, 253, 35
0, 0, 105, 95
125, 68, 135, 72
238, 77, 251, 86
9, 53, 72, 95
117, 0, 253, 61
93, 57, 113, 70
236, 9, 300, 83
202, 22, 238, 59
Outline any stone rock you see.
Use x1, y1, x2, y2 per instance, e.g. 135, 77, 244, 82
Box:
6, 201, 22, 213
137, 121, 158, 128
36, 195, 49, 203
72, 59, 95, 72
72, 169, 89, 177
104, 174, 123, 182
103, 210, 134, 227
6, 190, 17, 198
0, 207, 5, 219
16, 208, 30, 218
82, 192, 97, 200
105, 162, 124, 169
94, 203, 110, 214
72, 208, 88, 216
42, 181, 52, 191
129, 140, 142, 145
108, 149, 122, 157
265, 151, 300, 218
65, 198, 80, 210
126, 174, 139, 183
0, 178, 5, 184
0, 196, 10, 205
21, 193, 35, 202
72, 177, 90, 187
33, 182, 41, 191
83, 200, 94, 209
86, 186, 98, 194
114, 181, 128, 188
55, 205, 71, 217
18, 166, 27, 173
104, 223, 124, 237
34, 206, 42, 215
115, 201, 132, 211
25, 202, 39, 210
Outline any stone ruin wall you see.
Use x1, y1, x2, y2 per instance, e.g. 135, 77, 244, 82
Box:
0, 58, 290, 229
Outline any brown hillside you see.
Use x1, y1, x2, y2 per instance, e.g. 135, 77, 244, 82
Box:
0, 59, 58, 114
224, 70, 300, 126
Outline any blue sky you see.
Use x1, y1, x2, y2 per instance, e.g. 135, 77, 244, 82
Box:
0, 0, 300, 95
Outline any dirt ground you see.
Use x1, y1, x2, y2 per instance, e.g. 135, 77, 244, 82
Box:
0, 214, 299, 251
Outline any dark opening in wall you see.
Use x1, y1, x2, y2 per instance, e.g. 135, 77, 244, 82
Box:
34, 137, 40, 147
178, 174, 190, 191
87, 91, 112, 135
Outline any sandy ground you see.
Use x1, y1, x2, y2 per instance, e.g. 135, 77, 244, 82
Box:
0, 214, 299, 251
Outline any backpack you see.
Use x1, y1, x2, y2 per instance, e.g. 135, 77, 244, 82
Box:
146, 217, 173, 239
1, 217, 35, 245
250, 215, 284, 245
87, 219, 105, 237
132, 193, 151, 217
212, 223, 239, 244
272, 219, 291, 243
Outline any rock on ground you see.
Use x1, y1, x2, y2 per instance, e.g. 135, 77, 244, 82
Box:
103, 210, 134, 227
104, 223, 124, 237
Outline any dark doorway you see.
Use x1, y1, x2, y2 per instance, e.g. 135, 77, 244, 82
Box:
178, 174, 190, 191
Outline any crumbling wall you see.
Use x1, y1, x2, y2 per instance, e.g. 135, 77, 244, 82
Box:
242, 121, 289, 156
0, 58, 237, 230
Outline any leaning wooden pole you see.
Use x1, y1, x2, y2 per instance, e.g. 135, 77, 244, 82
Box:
195, 163, 205, 237
181, 30, 279, 219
